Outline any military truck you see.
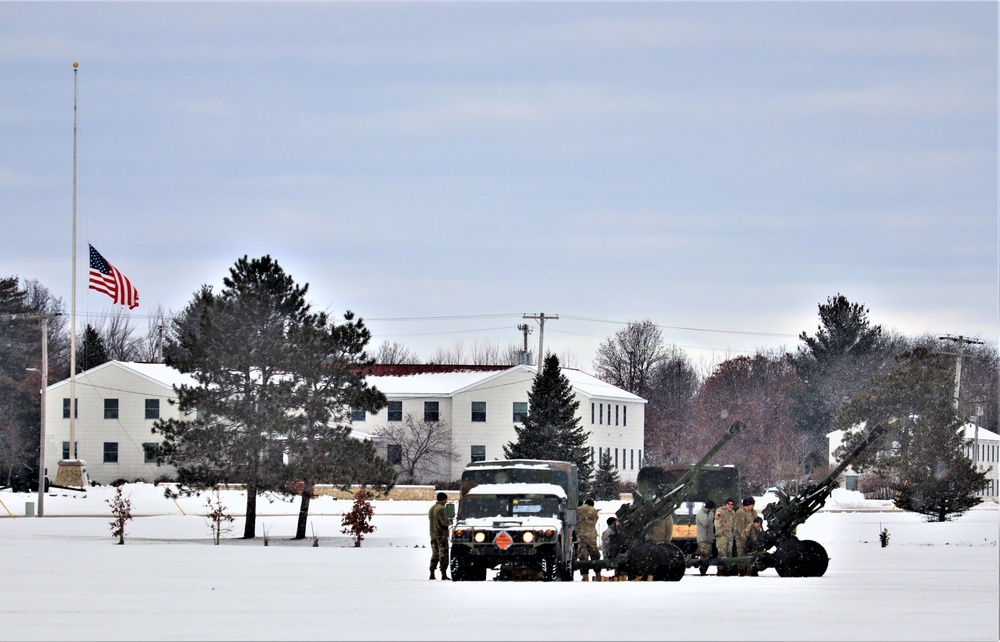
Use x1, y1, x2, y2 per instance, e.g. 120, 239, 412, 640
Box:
449, 460, 578, 581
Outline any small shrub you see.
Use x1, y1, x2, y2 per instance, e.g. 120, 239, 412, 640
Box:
880, 526, 890, 548
106, 485, 133, 545
204, 489, 234, 545
341, 488, 376, 547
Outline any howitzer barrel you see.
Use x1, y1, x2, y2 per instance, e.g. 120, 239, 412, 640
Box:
760, 422, 887, 551
821, 423, 887, 487
618, 420, 743, 541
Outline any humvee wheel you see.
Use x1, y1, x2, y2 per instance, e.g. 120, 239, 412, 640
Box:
774, 539, 829, 577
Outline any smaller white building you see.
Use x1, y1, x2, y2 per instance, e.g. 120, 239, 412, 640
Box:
827, 423, 999, 498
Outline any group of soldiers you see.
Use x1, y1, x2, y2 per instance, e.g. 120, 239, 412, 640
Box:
698, 496, 764, 576
430, 491, 767, 581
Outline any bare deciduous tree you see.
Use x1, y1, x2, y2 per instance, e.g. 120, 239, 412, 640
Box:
592, 319, 666, 395
373, 413, 459, 483
374, 341, 421, 365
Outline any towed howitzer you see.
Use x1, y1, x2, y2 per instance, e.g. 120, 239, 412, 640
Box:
749, 422, 888, 577
576, 420, 743, 581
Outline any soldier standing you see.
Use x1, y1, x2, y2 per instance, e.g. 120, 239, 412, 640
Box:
734, 497, 759, 575
428, 492, 451, 580
576, 498, 601, 581
695, 500, 716, 576
714, 498, 737, 575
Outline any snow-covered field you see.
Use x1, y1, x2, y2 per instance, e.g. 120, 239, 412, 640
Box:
1, 485, 997, 641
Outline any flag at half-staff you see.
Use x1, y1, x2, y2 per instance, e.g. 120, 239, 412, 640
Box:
88, 244, 139, 309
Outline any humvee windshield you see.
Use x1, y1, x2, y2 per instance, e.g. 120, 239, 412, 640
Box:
458, 494, 562, 519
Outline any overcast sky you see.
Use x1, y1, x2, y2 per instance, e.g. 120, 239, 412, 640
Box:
2, 1, 997, 371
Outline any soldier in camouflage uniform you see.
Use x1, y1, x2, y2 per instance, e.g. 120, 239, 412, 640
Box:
695, 500, 716, 575
734, 497, 760, 576
714, 498, 737, 576
576, 498, 600, 581
428, 492, 451, 580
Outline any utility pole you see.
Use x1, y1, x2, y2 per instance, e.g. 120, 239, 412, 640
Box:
4, 312, 53, 516
517, 323, 532, 361
938, 335, 984, 410
157, 323, 164, 363
522, 313, 558, 368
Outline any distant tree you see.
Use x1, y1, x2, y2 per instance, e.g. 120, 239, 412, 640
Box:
373, 413, 459, 484
374, 341, 421, 365
137, 304, 171, 362
78, 324, 109, 372
791, 294, 891, 470
341, 488, 376, 547
504, 354, 594, 497
592, 319, 666, 396
592, 451, 621, 501
96, 307, 142, 362
430, 339, 519, 365
834, 347, 989, 521
154, 255, 311, 539
0, 277, 66, 486
691, 351, 800, 490
643, 345, 701, 465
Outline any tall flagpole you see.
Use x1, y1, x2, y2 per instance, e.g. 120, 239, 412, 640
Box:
69, 61, 78, 460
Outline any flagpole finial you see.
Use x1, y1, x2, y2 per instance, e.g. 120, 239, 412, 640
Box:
73, 61, 78, 68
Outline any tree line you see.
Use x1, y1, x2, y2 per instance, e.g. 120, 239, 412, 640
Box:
2, 267, 996, 523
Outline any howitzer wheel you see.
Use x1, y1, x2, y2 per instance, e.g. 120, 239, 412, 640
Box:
774, 539, 829, 577
625, 541, 686, 581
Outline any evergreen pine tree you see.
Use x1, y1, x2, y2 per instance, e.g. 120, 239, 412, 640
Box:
79, 324, 109, 372
504, 354, 594, 497
593, 450, 621, 501
834, 347, 989, 521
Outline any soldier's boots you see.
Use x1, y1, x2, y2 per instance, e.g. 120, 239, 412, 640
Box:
580, 574, 590, 582
429, 570, 436, 580
440, 571, 450, 581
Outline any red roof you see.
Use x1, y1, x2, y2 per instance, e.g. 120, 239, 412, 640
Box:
361, 364, 511, 377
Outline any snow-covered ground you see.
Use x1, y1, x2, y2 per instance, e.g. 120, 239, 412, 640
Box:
0, 485, 997, 641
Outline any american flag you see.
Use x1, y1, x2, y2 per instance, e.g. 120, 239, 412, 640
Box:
89, 244, 139, 309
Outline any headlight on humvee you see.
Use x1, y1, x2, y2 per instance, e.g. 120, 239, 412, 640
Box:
473, 531, 487, 543
522, 531, 535, 544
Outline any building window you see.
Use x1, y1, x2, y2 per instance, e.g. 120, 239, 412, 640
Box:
630, 449, 634, 470
62, 398, 77, 419
590, 446, 595, 463
615, 448, 619, 469
513, 402, 528, 423
145, 399, 160, 420
623, 406, 627, 427
387, 401, 402, 422
599, 404, 603, 425
387, 444, 402, 465
639, 450, 642, 468
62, 441, 78, 459
471, 445, 486, 463
615, 405, 619, 426
591, 403, 595, 424
143, 443, 158, 464
424, 401, 439, 422
103, 442, 119, 463
351, 408, 366, 422
471, 401, 487, 422
104, 398, 119, 420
